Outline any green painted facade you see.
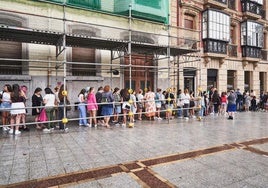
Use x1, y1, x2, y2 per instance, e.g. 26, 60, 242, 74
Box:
36, 0, 169, 23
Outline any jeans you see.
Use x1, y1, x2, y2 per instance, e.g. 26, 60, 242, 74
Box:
45, 107, 54, 129
78, 103, 87, 125
200, 105, 206, 117
183, 104, 189, 117
177, 107, 182, 117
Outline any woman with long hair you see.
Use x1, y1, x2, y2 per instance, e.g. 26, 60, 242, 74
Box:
143, 87, 156, 120
32, 87, 43, 129
9, 84, 26, 135
87, 87, 98, 127
120, 88, 130, 126
113, 87, 121, 125
78, 88, 88, 126
43, 87, 56, 132
1, 84, 12, 131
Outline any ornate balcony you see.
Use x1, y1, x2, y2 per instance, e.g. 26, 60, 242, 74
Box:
242, 46, 261, 59
241, 0, 263, 19
204, 0, 227, 9
203, 39, 227, 54
228, 44, 237, 57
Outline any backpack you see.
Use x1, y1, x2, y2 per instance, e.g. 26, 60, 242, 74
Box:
101, 93, 109, 103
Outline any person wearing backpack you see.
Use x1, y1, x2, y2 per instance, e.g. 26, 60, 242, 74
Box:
113, 87, 121, 125
101, 85, 114, 128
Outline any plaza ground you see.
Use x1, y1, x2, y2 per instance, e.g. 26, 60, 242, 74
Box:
0, 112, 268, 187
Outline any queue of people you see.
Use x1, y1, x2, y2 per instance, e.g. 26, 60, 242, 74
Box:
1, 83, 268, 135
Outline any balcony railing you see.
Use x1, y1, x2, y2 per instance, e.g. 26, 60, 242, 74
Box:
241, 0, 263, 16
228, 0, 235, 10
261, 49, 268, 61
228, 44, 237, 57
242, 46, 261, 58
203, 39, 227, 54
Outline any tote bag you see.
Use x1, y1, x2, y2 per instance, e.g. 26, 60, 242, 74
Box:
38, 108, 47, 122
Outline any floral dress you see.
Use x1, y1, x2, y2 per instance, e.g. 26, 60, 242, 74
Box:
144, 91, 156, 117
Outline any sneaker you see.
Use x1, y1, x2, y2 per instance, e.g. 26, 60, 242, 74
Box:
43, 128, 51, 133
79, 124, 83, 126
184, 117, 189, 120
8, 129, 14, 134
3, 127, 10, 131
93, 124, 97, 128
121, 123, 126, 127
59, 127, 69, 132
115, 123, 120, 126
158, 117, 163, 120
15, 130, 21, 135
86, 124, 92, 127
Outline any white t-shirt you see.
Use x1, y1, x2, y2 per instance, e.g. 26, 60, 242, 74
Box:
2, 92, 11, 102
43, 94, 55, 107
181, 93, 190, 104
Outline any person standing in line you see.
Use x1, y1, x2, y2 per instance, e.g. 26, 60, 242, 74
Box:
143, 87, 156, 120
120, 88, 130, 126
181, 88, 191, 120
32, 87, 43, 130
129, 90, 137, 122
19, 85, 29, 131
136, 89, 144, 121
58, 85, 69, 132
176, 89, 183, 119
165, 88, 175, 120
212, 89, 221, 116
95, 86, 104, 126
1, 84, 12, 131
227, 90, 237, 120
155, 88, 163, 120
87, 87, 98, 127
220, 91, 227, 116
77, 88, 88, 126
43, 87, 56, 132
9, 84, 26, 135
112, 87, 121, 125
101, 85, 114, 128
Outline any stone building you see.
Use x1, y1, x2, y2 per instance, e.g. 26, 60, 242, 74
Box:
0, 0, 267, 106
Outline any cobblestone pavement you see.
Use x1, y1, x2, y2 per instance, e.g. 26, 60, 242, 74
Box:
0, 112, 268, 187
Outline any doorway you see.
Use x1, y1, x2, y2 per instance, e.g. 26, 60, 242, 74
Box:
124, 54, 154, 91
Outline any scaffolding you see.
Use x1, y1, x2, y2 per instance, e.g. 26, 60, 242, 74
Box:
0, 0, 200, 128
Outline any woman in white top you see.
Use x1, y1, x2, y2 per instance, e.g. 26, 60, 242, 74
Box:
43, 87, 56, 132
1, 84, 12, 131
180, 88, 191, 119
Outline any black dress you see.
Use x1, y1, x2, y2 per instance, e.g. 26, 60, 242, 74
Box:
32, 94, 43, 116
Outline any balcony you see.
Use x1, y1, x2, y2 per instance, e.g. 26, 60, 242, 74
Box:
261, 49, 268, 61
242, 46, 261, 59
203, 39, 227, 54
204, 0, 227, 9
228, 44, 237, 57
172, 27, 200, 50
241, 0, 263, 19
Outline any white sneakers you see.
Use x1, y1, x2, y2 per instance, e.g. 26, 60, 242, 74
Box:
8, 129, 21, 135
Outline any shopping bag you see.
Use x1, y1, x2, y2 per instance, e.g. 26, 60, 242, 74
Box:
38, 108, 47, 122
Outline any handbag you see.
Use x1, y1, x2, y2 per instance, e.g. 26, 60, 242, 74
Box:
38, 108, 47, 122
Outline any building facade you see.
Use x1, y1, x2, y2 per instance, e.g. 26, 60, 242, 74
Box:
0, 0, 267, 104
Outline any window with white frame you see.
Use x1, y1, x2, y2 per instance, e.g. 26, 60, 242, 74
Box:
202, 9, 230, 42
241, 21, 263, 47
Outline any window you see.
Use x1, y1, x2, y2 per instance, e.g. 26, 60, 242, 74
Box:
184, 14, 195, 29
72, 47, 96, 76
241, 21, 263, 47
202, 10, 230, 41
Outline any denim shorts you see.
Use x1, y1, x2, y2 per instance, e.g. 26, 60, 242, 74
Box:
1, 101, 11, 110
114, 105, 121, 114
